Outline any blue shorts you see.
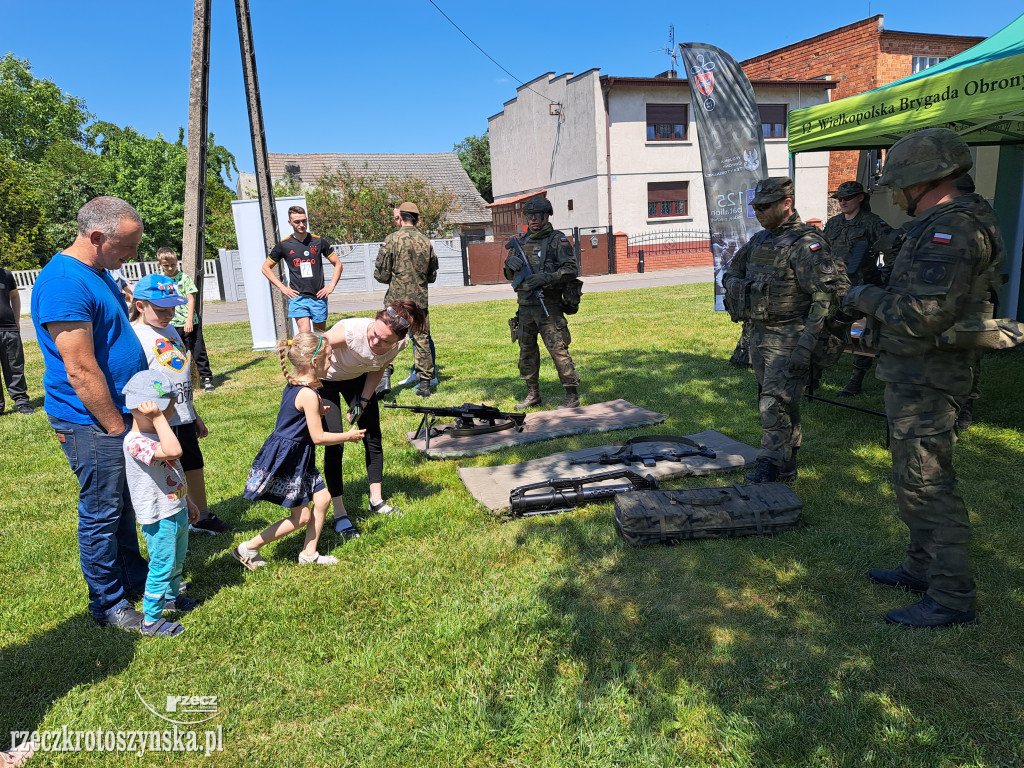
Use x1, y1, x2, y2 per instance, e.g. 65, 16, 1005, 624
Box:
288, 296, 328, 324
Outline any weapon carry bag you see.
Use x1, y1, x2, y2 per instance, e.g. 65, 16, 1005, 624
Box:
614, 483, 802, 546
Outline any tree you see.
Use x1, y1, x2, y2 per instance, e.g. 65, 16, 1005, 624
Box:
306, 165, 457, 244
0, 54, 91, 164
0, 157, 45, 270
453, 133, 491, 202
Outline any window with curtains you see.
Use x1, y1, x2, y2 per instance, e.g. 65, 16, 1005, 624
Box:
646, 104, 688, 141
758, 104, 788, 138
647, 181, 689, 218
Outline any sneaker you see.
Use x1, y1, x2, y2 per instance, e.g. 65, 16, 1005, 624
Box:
140, 618, 186, 637
416, 381, 432, 398
331, 515, 361, 539
369, 499, 403, 517
16, 404, 35, 415
202, 378, 215, 393
164, 595, 199, 613
189, 513, 235, 535
94, 599, 145, 631
232, 545, 267, 570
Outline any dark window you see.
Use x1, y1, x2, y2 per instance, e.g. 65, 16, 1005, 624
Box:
646, 104, 688, 141
567, 199, 573, 211
758, 104, 788, 138
647, 181, 688, 218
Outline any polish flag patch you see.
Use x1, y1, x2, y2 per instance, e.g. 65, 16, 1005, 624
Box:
809, 242, 821, 251
932, 232, 952, 244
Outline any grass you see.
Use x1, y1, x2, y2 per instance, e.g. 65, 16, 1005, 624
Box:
2, 281, 1023, 767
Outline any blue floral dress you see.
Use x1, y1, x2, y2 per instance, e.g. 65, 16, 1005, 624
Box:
244, 383, 326, 508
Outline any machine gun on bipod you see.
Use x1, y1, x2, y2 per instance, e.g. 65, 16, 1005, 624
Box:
569, 435, 717, 468
508, 469, 659, 518
382, 403, 526, 450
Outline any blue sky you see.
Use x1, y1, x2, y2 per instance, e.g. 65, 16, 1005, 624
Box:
0, 1, 1014, 176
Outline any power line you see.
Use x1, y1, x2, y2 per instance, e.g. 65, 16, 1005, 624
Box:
424, 0, 559, 106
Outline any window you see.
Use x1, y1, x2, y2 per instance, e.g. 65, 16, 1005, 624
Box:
758, 104, 787, 139
647, 181, 688, 218
646, 104, 688, 141
912, 56, 946, 73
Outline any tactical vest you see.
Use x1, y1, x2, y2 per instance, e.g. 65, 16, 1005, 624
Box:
743, 228, 816, 322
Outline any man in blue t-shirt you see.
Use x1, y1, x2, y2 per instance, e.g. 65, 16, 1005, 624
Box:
31, 196, 151, 632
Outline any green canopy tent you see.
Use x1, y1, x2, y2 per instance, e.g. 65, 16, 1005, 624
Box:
786, 11, 1024, 319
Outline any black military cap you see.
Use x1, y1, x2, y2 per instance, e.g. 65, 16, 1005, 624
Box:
831, 181, 866, 199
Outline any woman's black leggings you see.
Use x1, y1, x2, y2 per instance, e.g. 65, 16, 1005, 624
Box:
320, 375, 384, 498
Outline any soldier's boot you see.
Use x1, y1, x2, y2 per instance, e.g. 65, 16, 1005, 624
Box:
777, 446, 798, 484
745, 458, 780, 484
557, 386, 580, 410
376, 365, 393, 396
956, 401, 974, 431
515, 384, 542, 411
836, 367, 866, 397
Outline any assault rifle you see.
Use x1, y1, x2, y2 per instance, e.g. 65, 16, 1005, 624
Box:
382, 402, 526, 450
508, 469, 658, 518
506, 237, 549, 317
569, 435, 717, 467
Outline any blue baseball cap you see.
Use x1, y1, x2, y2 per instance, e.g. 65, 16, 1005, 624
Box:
133, 274, 186, 307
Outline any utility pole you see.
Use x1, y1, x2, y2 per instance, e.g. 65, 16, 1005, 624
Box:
181, 0, 211, 304
235, 0, 290, 341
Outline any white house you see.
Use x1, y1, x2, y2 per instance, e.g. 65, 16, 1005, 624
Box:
488, 69, 835, 235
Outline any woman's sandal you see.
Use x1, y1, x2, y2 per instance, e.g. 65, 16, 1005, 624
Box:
141, 618, 186, 637
331, 515, 361, 540
369, 499, 403, 517
298, 551, 339, 566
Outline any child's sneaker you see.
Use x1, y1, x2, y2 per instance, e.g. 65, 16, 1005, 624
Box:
140, 618, 186, 637
164, 595, 199, 613
189, 513, 235, 535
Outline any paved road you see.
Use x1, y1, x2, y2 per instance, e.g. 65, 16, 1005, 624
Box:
19, 266, 713, 343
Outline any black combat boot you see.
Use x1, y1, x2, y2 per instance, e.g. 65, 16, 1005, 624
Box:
557, 386, 580, 410
836, 367, 866, 397
376, 365, 393, 396
745, 458, 780, 484
515, 384, 542, 411
956, 401, 974, 431
778, 446, 798, 484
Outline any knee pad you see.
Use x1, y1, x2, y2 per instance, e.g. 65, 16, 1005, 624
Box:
759, 395, 786, 429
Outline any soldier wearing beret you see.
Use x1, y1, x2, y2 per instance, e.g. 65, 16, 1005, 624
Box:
373, 201, 439, 398
844, 128, 1003, 628
503, 197, 581, 410
823, 181, 892, 397
724, 177, 849, 484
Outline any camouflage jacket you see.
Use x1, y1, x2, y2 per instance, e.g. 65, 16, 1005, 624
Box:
373, 226, 438, 307
845, 196, 1001, 385
823, 209, 891, 285
725, 213, 849, 352
503, 225, 578, 307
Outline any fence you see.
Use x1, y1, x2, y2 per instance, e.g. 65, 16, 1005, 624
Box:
463, 226, 613, 284
12, 259, 222, 314
626, 229, 713, 273
217, 237, 469, 303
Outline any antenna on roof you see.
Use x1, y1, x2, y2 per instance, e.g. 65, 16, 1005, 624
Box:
649, 25, 679, 77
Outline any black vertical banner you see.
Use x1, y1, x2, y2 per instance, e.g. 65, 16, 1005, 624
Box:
679, 42, 767, 311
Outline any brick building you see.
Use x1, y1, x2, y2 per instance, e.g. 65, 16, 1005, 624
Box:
741, 16, 983, 192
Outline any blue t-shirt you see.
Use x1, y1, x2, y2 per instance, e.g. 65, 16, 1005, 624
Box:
31, 253, 147, 424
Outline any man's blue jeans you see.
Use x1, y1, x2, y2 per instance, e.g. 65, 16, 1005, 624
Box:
49, 415, 149, 619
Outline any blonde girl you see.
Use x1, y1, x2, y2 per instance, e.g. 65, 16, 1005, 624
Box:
234, 332, 366, 568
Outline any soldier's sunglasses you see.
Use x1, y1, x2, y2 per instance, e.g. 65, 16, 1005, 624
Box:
751, 202, 775, 212
524, 212, 545, 221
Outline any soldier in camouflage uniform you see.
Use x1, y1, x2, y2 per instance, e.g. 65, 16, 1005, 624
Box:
823, 181, 892, 397
503, 197, 581, 410
374, 201, 439, 398
844, 128, 1001, 628
723, 177, 849, 484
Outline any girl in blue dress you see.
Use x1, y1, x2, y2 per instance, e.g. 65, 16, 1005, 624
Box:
234, 332, 366, 568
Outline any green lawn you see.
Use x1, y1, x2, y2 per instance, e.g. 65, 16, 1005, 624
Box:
2, 282, 1022, 767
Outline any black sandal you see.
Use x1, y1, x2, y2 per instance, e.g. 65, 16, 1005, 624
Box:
331, 515, 361, 540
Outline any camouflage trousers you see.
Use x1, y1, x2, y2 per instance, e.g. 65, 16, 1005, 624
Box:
517, 303, 580, 386
749, 321, 805, 466
412, 308, 434, 383
884, 380, 975, 611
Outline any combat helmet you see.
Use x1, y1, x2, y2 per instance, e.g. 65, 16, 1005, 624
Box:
523, 196, 554, 215
878, 128, 972, 190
